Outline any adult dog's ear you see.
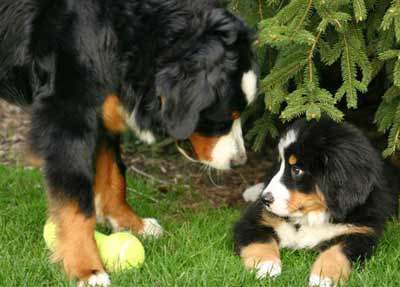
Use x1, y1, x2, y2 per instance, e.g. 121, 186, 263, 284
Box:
207, 9, 256, 45
156, 64, 215, 139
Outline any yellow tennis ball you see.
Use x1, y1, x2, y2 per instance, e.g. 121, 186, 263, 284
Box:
96, 232, 145, 272
43, 220, 58, 251
43, 220, 145, 272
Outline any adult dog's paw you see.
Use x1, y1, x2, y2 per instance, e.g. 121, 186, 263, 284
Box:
77, 272, 111, 287
309, 275, 335, 287
255, 260, 282, 279
139, 218, 163, 238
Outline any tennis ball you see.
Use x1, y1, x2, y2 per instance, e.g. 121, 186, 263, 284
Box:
43, 220, 145, 272
96, 231, 145, 272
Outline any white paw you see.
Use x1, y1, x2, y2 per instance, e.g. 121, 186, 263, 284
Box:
77, 272, 110, 287
309, 275, 335, 287
140, 218, 163, 238
255, 260, 282, 279
242, 183, 265, 202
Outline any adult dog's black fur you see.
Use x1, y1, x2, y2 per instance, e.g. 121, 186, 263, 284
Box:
0, 0, 257, 284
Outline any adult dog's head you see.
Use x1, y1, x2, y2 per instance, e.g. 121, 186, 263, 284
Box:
155, 7, 258, 170
259, 118, 383, 223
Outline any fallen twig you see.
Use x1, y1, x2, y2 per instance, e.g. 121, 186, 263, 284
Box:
128, 164, 170, 185
127, 187, 160, 203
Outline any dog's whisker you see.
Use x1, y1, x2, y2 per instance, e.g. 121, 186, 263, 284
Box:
208, 166, 224, 188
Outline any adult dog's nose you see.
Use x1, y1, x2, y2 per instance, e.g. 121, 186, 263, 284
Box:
261, 192, 274, 206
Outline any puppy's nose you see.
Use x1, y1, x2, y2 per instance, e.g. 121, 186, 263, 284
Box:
261, 192, 274, 206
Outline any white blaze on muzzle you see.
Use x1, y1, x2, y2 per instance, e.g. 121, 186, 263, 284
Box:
261, 129, 298, 216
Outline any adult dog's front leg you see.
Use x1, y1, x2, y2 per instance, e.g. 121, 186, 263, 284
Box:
30, 97, 109, 285
39, 145, 109, 285
49, 198, 109, 286
93, 137, 163, 237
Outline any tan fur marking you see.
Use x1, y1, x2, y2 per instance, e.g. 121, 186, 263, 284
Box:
288, 189, 327, 214
160, 96, 166, 105
102, 94, 126, 134
232, 111, 241, 120
261, 212, 284, 229
189, 133, 219, 161
310, 244, 351, 284
288, 154, 298, 165
48, 200, 103, 279
93, 143, 144, 232
241, 241, 281, 269
346, 226, 374, 235
25, 150, 44, 167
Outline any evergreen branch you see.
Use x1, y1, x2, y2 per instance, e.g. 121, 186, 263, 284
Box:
343, 33, 353, 95
378, 49, 400, 61
336, 32, 357, 107
319, 39, 342, 65
374, 95, 398, 133
308, 31, 322, 83
383, 85, 400, 103
290, 0, 314, 38
383, 102, 400, 157
353, 0, 367, 22
271, 0, 307, 25
246, 112, 279, 151
262, 47, 308, 91
258, 0, 264, 19
381, 0, 400, 43
265, 85, 288, 114
395, 60, 400, 87
233, 0, 241, 12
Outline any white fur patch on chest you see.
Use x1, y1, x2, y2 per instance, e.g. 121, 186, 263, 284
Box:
275, 221, 350, 249
126, 112, 156, 144
241, 70, 257, 104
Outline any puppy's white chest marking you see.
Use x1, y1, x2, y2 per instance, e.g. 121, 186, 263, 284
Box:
275, 221, 350, 249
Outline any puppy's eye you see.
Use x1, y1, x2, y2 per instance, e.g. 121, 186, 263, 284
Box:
291, 166, 304, 179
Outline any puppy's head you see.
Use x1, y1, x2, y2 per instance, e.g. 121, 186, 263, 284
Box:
156, 9, 257, 170
260, 118, 382, 222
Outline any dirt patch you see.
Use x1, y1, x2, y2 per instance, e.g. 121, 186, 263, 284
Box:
0, 100, 271, 207
0, 101, 30, 165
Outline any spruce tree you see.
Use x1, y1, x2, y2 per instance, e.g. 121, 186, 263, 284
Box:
225, 0, 400, 156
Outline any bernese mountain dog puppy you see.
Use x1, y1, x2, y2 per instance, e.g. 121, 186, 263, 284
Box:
0, 0, 257, 285
234, 118, 399, 287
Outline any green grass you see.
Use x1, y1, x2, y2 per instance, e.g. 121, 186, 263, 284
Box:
0, 164, 400, 287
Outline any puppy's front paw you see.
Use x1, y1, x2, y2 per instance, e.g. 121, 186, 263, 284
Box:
242, 183, 264, 202
255, 260, 282, 279
309, 275, 335, 287
77, 272, 111, 287
139, 218, 163, 238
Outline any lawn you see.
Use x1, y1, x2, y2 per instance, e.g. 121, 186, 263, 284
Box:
0, 164, 400, 287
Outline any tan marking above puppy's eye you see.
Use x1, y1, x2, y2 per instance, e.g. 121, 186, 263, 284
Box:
288, 154, 298, 165
232, 111, 241, 120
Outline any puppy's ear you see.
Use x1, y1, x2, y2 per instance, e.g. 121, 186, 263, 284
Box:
156, 64, 215, 139
316, 151, 380, 220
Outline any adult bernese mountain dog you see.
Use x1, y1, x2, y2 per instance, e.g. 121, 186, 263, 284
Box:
0, 0, 257, 285
234, 118, 399, 287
